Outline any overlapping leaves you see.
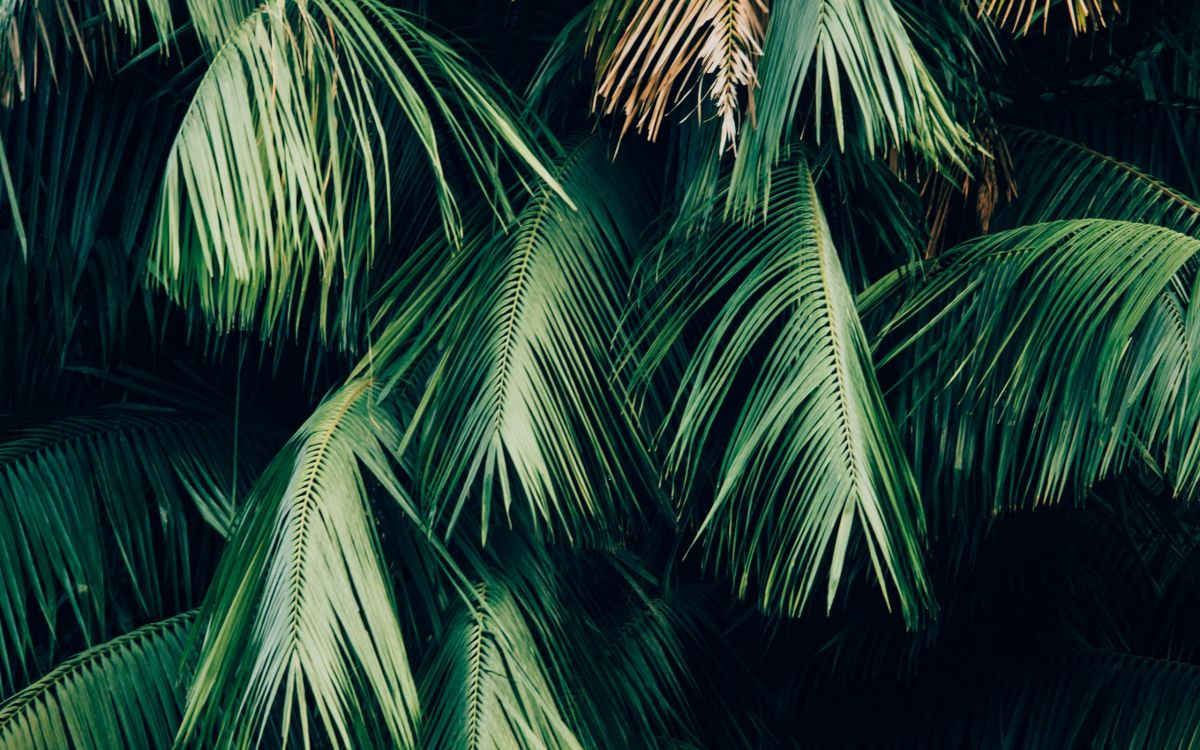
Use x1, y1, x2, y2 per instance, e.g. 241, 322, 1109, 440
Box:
0, 402, 264, 694
151, 0, 567, 345
727, 0, 974, 215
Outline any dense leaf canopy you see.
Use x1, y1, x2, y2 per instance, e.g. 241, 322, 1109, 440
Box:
2, 0, 1200, 747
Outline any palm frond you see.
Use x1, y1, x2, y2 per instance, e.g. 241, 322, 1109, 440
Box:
634, 156, 931, 623
426, 529, 726, 750
727, 0, 974, 217
998, 126, 1200, 234
0, 611, 193, 750
881, 220, 1200, 530
559, 584, 713, 749
0, 401, 266, 693
587, 0, 768, 152
178, 378, 422, 749
367, 137, 660, 543
150, 0, 567, 346
419, 579, 584, 750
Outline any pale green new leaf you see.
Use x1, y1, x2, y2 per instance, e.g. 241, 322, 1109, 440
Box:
635, 157, 931, 623
0, 612, 194, 750
177, 378, 420, 750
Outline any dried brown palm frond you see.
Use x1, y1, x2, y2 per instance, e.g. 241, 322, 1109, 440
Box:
589, 0, 768, 152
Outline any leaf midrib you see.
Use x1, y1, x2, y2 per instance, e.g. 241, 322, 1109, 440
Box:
285, 378, 373, 641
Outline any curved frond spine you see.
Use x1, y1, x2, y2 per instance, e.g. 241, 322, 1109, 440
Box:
372, 138, 660, 542
635, 156, 931, 623
177, 378, 421, 750
0, 403, 264, 693
0, 611, 194, 750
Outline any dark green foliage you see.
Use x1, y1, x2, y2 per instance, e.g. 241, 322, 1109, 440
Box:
1, 0, 1200, 747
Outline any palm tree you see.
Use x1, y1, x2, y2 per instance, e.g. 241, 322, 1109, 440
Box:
1, 0, 1200, 746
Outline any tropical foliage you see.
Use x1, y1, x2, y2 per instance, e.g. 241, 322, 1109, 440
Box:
1, 0, 1200, 747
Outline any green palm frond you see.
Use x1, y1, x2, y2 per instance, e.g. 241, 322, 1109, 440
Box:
560, 585, 712, 749
727, 0, 974, 217
1, 68, 171, 258
420, 579, 584, 750
634, 156, 931, 623
0, 611, 194, 750
424, 531, 722, 750
998, 127, 1200, 234
471, 535, 717, 749
882, 220, 1200, 528
0, 402, 264, 693
178, 378, 422, 749
367, 137, 660, 542
150, 0, 567, 346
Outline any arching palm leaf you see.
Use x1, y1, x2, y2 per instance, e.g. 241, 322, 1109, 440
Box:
0, 402, 265, 694
0, 611, 194, 750
881, 220, 1200, 529
150, 0, 568, 345
998, 126, 1200, 234
178, 378, 421, 749
634, 156, 931, 623
368, 137, 660, 542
